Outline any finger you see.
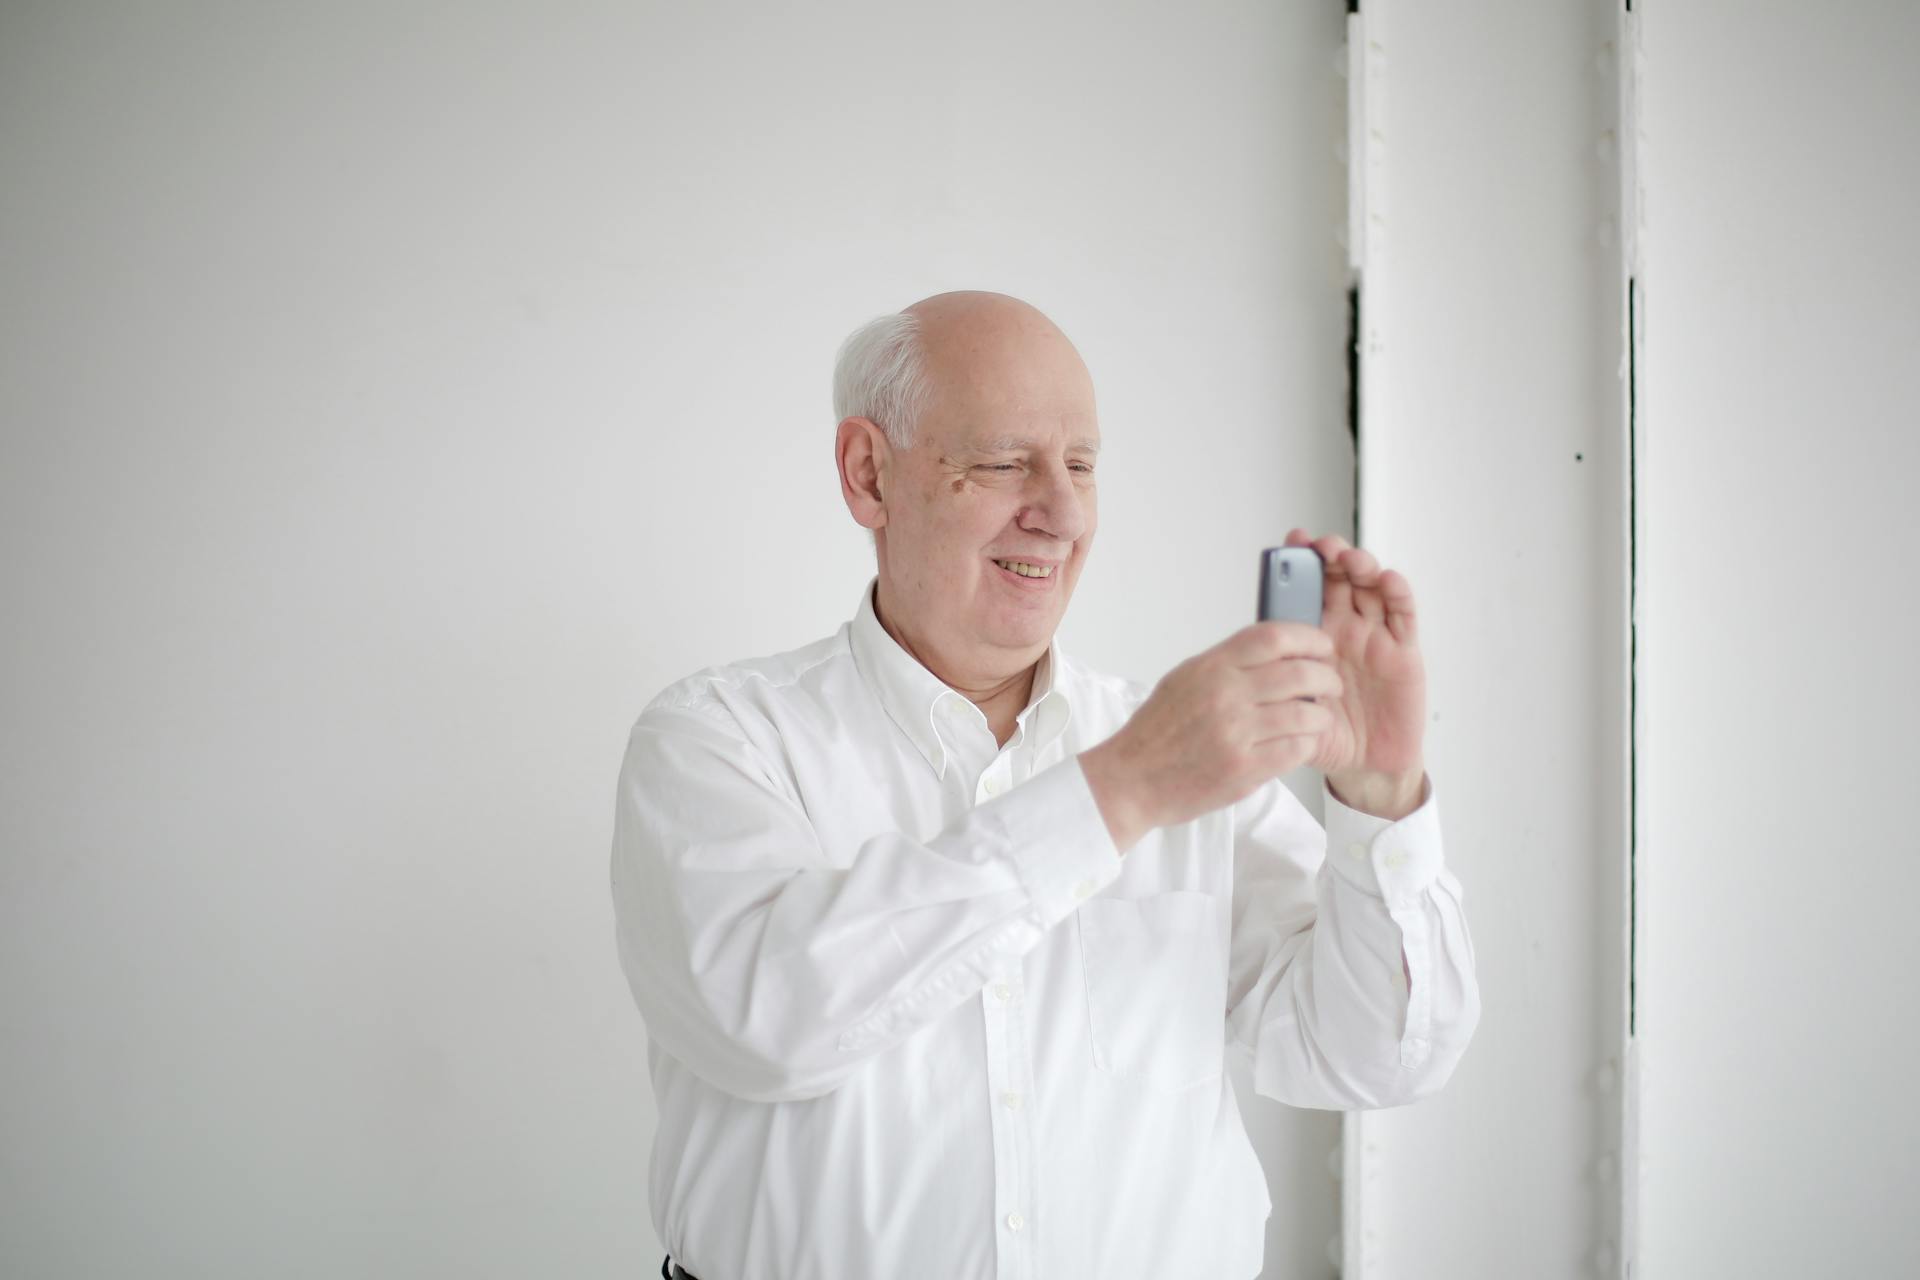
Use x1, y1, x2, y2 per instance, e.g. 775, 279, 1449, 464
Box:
1348, 570, 1385, 625
1339, 546, 1381, 584
1244, 655, 1344, 704
1284, 527, 1314, 548
1250, 698, 1333, 743
1379, 568, 1419, 645
1323, 550, 1354, 619
1337, 548, 1386, 624
1250, 733, 1317, 779
1227, 620, 1334, 664
1313, 534, 1353, 567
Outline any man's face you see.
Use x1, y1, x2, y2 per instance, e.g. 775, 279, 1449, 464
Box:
875, 308, 1099, 684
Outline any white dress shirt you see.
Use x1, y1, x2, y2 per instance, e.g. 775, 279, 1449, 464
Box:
610, 580, 1479, 1280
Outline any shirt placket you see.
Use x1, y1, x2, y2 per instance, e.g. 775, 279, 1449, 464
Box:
977, 734, 1040, 1280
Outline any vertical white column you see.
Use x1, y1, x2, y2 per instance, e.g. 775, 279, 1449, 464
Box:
1338, 1, 1631, 1275
1340, 3, 1389, 1272
1615, 8, 1646, 1276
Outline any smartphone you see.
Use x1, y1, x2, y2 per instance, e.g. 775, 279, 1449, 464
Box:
1257, 546, 1324, 626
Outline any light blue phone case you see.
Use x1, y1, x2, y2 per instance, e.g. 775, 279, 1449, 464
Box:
1257, 546, 1324, 626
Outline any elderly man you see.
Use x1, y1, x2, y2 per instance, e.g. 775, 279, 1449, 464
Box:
611, 291, 1479, 1280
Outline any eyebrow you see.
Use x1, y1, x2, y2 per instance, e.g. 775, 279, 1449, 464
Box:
967, 435, 1102, 455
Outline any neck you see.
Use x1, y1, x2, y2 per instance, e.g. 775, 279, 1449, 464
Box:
873, 582, 1042, 748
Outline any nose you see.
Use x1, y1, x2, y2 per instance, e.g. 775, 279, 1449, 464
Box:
1016, 458, 1090, 545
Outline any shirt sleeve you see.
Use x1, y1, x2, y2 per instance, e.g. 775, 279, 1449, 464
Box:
1222, 771, 1480, 1110
609, 697, 1123, 1104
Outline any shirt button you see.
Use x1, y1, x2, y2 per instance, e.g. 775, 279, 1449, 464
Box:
1001, 1090, 1024, 1110
1346, 842, 1367, 860
1384, 850, 1407, 870
992, 983, 1014, 1003
984, 774, 1006, 797
1006, 1212, 1025, 1232
1073, 878, 1096, 901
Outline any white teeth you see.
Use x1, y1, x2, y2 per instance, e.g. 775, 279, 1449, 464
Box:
995, 560, 1054, 578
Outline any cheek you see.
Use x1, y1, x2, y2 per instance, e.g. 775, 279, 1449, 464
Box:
955, 488, 1023, 541
922, 504, 998, 571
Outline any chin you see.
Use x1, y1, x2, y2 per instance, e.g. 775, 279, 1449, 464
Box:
991, 609, 1062, 654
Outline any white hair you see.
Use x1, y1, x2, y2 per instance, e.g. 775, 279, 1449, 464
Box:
832, 311, 933, 449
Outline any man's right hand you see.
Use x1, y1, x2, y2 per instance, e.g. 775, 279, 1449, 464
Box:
1079, 622, 1343, 854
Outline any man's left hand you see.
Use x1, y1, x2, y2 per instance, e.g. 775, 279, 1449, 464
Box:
1283, 528, 1427, 819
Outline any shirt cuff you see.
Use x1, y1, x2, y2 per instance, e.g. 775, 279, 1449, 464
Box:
991, 755, 1124, 929
1321, 771, 1443, 906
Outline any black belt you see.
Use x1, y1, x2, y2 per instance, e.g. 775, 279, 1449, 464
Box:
661, 1255, 699, 1280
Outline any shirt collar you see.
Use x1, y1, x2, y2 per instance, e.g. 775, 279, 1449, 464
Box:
848, 577, 1074, 778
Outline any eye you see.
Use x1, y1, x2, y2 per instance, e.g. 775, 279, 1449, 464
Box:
976, 463, 1020, 473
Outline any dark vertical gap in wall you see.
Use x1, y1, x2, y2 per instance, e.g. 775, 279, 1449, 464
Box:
1347, 284, 1362, 541
1627, 276, 1639, 1039
1347, 0, 1359, 14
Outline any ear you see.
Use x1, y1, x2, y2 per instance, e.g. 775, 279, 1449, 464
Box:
836, 417, 891, 531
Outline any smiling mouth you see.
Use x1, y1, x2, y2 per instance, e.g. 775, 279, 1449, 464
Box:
992, 559, 1055, 579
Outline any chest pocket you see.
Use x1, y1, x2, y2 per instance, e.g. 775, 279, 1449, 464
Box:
1076, 890, 1228, 1093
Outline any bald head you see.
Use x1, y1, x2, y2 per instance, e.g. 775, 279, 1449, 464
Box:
903, 289, 1064, 337
902, 292, 1096, 434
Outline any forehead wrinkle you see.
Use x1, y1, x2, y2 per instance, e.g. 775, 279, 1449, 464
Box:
962, 433, 1102, 455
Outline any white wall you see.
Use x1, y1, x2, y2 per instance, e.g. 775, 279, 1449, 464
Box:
1638, 2, 1920, 1275
0, 4, 1360, 1277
